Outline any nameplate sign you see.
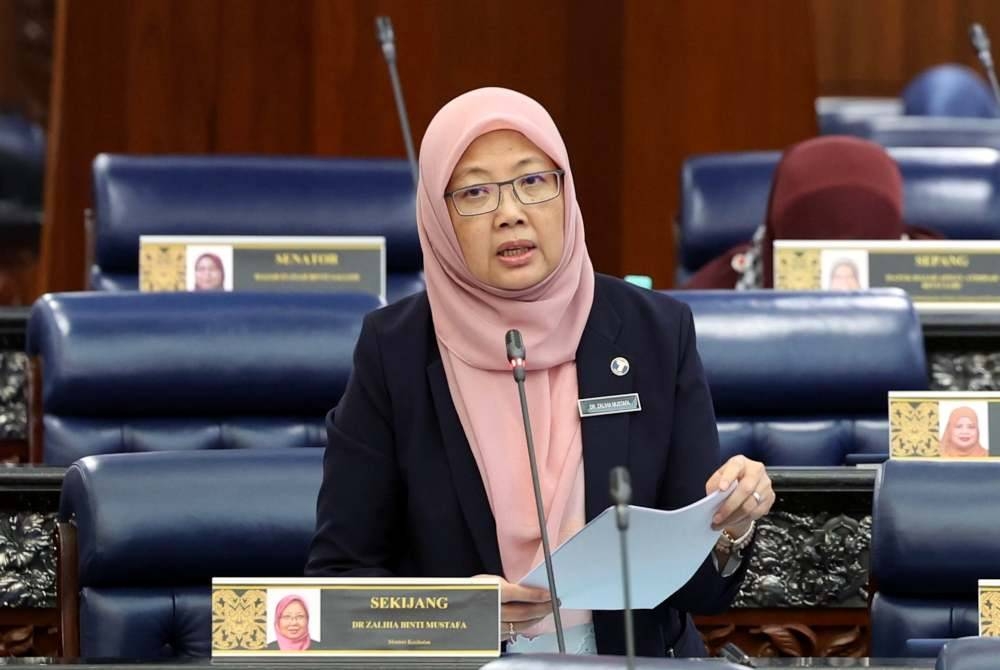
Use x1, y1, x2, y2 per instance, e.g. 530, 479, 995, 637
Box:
773, 240, 1000, 310
578, 393, 642, 417
211, 577, 500, 658
139, 235, 386, 301
980, 580, 1000, 637
889, 391, 1000, 459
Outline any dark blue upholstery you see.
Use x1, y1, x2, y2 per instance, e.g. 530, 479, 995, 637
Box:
89, 154, 423, 302
59, 449, 323, 657
666, 290, 927, 465
936, 637, 1000, 670
678, 147, 1000, 276
26, 291, 379, 465
902, 65, 999, 119
870, 460, 1000, 656
0, 112, 45, 205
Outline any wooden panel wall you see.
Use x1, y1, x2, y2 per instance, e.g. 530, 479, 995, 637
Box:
39, 0, 817, 294
813, 0, 1000, 96
621, 0, 818, 282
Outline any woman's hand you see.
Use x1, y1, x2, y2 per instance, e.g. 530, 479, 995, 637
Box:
475, 574, 553, 641
705, 455, 774, 536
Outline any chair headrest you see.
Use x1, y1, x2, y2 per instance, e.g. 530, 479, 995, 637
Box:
27, 291, 380, 416
91, 154, 420, 273
664, 290, 927, 415
936, 637, 1000, 670
902, 64, 999, 119
873, 459, 1000, 596
60, 450, 323, 586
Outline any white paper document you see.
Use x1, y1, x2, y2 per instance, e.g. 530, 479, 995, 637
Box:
518, 487, 734, 610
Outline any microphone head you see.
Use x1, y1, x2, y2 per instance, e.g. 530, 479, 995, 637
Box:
505, 329, 526, 363
609, 466, 632, 506
375, 16, 395, 44
971, 22, 991, 51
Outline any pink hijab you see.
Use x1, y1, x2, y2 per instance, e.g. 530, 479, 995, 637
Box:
273, 595, 311, 651
417, 88, 594, 627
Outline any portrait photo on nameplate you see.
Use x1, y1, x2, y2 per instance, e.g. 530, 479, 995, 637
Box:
889, 392, 1000, 459
139, 235, 386, 300
211, 577, 500, 658
774, 240, 1000, 310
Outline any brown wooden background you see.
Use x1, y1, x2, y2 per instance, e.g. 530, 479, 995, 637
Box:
34, 0, 816, 294
813, 0, 1000, 96
11, 0, 1000, 296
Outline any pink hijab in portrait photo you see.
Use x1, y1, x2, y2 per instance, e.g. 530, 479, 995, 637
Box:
271, 594, 314, 651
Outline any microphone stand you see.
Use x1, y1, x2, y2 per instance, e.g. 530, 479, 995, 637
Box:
505, 329, 566, 654
375, 16, 418, 186
970, 23, 1000, 107
610, 467, 636, 670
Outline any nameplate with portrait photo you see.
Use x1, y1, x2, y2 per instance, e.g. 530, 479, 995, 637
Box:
211, 577, 500, 659
773, 240, 1000, 311
138, 235, 386, 301
889, 391, 1000, 460
980, 580, 1000, 637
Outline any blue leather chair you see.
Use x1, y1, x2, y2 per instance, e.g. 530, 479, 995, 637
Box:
58, 449, 323, 657
870, 460, 1000, 656
678, 147, 1000, 278
936, 637, 1000, 670
902, 65, 999, 119
26, 291, 380, 465
666, 290, 927, 465
89, 154, 423, 302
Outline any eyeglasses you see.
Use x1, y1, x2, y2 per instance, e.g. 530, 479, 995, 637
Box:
445, 169, 565, 216
279, 614, 307, 624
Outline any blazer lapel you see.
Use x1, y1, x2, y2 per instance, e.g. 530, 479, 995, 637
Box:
427, 355, 504, 577
576, 293, 635, 522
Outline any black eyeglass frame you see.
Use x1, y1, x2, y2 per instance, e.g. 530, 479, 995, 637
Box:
444, 169, 565, 216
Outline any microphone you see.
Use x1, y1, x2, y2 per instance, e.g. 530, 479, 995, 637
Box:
970, 22, 1000, 106
374, 16, 418, 186
609, 466, 636, 670
504, 329, 566, 654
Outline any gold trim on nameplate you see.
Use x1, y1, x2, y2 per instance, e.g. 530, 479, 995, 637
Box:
212, 588, 267, 650
231, 242, 384, 251
980, 583, 1000, 636
889, 400, 939, 458
773, 248, 821, 289
211, 579, 500, 658
139, 244, 186, 292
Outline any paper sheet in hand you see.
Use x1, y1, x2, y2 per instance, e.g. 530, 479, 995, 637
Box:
518, 487, 733, 610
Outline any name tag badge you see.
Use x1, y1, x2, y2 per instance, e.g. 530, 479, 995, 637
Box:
578, 393, 642, 418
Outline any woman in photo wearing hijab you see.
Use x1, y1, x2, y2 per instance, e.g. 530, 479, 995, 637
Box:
939, 406, 988, 458
193, 252, 226, 291
306, 88, 774, 657
684, 136, 940, 290
267, 595, 318, 651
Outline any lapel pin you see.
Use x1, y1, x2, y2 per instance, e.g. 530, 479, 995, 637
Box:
610, 356, 630, 377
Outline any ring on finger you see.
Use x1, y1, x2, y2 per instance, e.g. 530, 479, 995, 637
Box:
752, 491, 763, 504
508, 622, 516, 641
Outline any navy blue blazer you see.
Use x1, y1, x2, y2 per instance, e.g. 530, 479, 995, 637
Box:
306, 273, 749, 657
